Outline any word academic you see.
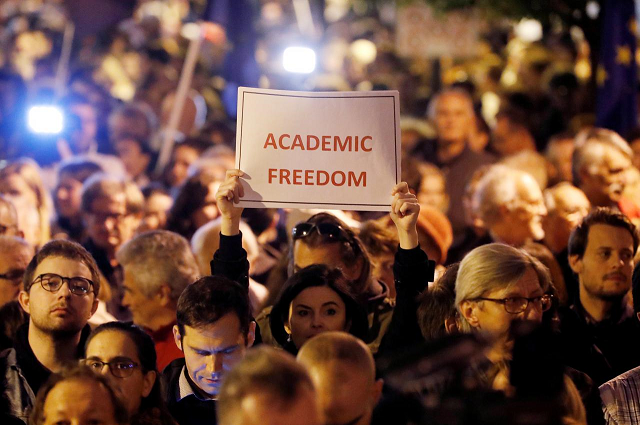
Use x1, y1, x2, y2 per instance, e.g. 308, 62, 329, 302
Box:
263, 133, 372, 187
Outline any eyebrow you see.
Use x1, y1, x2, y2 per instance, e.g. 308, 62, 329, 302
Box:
189, 344, 241, 354
296, 301, 341, 309
85, 355, 136, 363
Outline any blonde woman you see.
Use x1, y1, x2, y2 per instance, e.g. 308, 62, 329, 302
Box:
0, 158, 51, 248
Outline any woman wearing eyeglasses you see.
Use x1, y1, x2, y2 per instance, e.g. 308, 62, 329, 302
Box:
455, 243, 554, 385
83, 322, 177, 425
213, 169, 434, 355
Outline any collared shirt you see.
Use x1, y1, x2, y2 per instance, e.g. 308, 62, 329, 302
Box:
177, 366, 217, 402
600, 365, 640, 424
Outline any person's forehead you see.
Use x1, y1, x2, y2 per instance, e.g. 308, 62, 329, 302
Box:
292, 286, 344, 307
91, 193, 126, 211
45, 379, 114, 417
293, 240, 346, 268
437, 93, 472, 111
515, 175, 543, 200
146, 193, 172, 212
601, 145, 631, 168
486, 267, 542, 297
183, 314, 244, 345
86, 330, 140, 362
586, 223, 634, 249
34, 256, 92, 280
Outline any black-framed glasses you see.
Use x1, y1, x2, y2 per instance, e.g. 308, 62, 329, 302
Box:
292, 222, 353, 245
82, 358, 140, 378
31, 273, 94, 295
474, 294, 553, 315
0, 269, 25, 284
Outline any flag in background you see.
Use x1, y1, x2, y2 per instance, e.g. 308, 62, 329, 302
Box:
596, 0, 638, 136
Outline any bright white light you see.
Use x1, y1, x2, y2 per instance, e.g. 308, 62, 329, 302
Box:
283, 47, 316, 73
350, 39, 377, 65
515, 18, 543, 43
28, 106, 63, 134
181, 22, 201, 40
586, 1, 600, 19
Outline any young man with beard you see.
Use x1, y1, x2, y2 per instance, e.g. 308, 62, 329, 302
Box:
560, 208, 640, 384
0, 240, 100, 423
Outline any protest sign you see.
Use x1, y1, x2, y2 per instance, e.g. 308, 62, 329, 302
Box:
235, 88, 401, 211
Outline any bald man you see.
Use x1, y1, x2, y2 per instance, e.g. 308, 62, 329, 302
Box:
0, 236, 34, 307
297, 332, 383, 425
217, 346, 322, 425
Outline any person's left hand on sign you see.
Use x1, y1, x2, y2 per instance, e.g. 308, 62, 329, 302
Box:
216, 169, 245, 236
390, 182, 420, 250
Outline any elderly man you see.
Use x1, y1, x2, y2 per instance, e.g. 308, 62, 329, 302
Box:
0, 236, 34, 308
217, 346, 322, 425
81, 174, 142, 320
297, 332, 383, 425
0, 240, 100, 423
412, 88, 494, 247
473, 165, 547, 247
118, 230, 200, 371
572, 128, 632, 210
542, 183, 591, 303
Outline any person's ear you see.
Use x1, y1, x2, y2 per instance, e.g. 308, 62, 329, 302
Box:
371, 378, 384, 405
284, 320, 292, 337
568, 254, 583, 274
141, 370, 156, 398
637, 312, 640, 323
173, 325, 183, 351
246, 321, 256, 348
344, 318, 352, 333
459, 300, 480, 329
18, 290, 30, 314
90, 297, 99, 318
444, 316, 459, 335
157, 285, 172, 307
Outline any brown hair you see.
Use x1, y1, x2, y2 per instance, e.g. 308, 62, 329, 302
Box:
23, 239, 101, 297
568, 207, 639, 258
30, 365, 128, 425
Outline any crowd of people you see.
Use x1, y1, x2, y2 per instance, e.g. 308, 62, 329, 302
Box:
1, 2, 640, 425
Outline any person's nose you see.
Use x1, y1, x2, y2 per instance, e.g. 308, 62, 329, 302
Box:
310, 313, 324, 330
206, 354, 223, 374
57, 279, 73, 298
523, 302, 543, 323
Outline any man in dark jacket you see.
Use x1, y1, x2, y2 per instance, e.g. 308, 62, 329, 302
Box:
560, 207, 640, 384
0, 239, 100, 423
163, 275, 256, 425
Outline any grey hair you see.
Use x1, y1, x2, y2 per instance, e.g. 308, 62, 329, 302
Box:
472, 165, 540, 227
116, 230, 200, 301
425, 87, 474, 122
455, 243, 551, 332
572, 128, 632, 186
543, 182, 586, 214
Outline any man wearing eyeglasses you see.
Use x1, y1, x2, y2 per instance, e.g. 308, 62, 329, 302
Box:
0, 239, 100, 424
0, 236, 33, 308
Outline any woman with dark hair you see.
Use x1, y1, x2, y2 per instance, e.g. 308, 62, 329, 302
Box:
212, 169, 434, 356
269, 264, 370, 353
83, 322, 176, 425
165, 162, 226, 240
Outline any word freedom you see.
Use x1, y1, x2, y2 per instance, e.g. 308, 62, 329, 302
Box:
262, 133, 372, 187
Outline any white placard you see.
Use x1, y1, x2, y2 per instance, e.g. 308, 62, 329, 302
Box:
235, 87, 401, 211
